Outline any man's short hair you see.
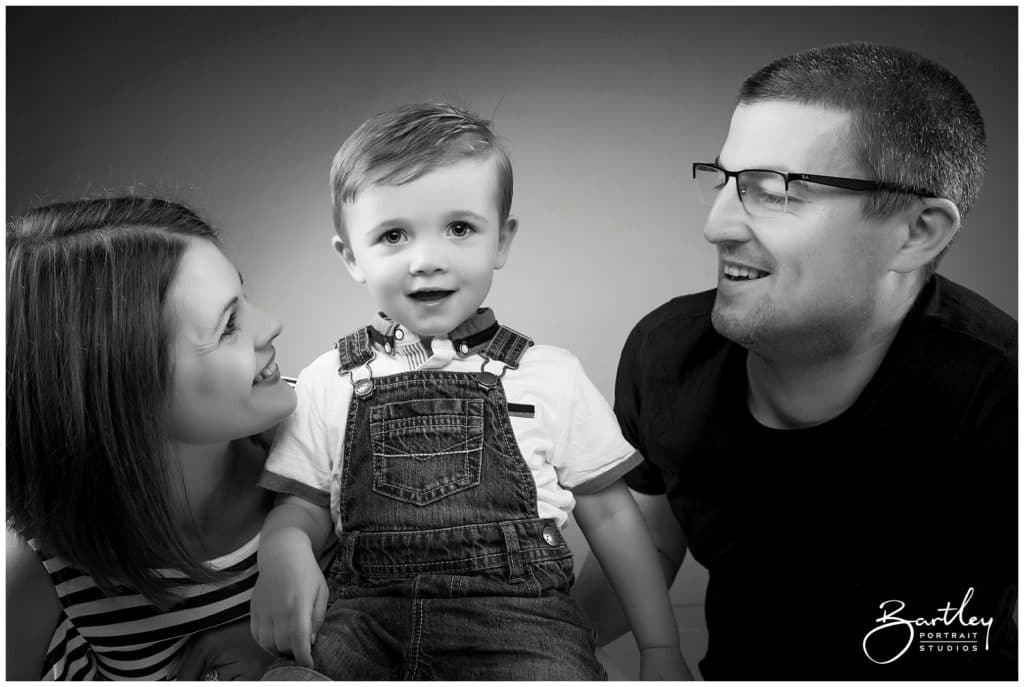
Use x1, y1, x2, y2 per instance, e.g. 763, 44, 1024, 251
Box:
740, 43, 986, 270
330, 100, 513, 238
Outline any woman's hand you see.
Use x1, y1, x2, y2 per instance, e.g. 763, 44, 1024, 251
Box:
176, 617, 275, 681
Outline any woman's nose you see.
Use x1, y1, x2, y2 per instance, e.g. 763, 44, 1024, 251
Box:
254, 307, 283, 349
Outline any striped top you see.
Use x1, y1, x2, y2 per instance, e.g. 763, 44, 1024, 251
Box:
28, 536, 259, 681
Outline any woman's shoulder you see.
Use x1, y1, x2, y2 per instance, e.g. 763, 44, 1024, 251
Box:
6, 530, 63, 679
6, 531, 60, 600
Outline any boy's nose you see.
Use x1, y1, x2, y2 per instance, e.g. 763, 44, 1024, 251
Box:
408, 241, 448, 274
702, 178, 753, 246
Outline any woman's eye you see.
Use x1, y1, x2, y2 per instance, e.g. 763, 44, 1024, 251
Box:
381, 229, 405, 245
447, 221, 475, 238
221, 312, 238, 339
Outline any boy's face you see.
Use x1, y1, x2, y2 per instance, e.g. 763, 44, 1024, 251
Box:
334, 155, 517, 337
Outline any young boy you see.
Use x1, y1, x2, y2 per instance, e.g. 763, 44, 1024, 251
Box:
252, 101, 691, 680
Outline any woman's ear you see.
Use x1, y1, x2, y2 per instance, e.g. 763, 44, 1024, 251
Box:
889, 198, 961, 274
332, 236, 365, 283
493, 217, 519, 270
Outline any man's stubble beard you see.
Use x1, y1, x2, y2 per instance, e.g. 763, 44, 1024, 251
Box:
710, 292, 772, 349
711, 291, 869, 363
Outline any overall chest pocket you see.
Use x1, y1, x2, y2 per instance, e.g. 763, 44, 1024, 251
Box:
369, 397, 485, 506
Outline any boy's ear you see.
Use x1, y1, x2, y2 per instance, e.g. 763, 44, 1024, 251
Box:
332, 236, 365, 283
493, 217, 519, 270
888, 198, 961, 274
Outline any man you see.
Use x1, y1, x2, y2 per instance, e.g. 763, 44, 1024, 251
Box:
575, 43, 1016, 680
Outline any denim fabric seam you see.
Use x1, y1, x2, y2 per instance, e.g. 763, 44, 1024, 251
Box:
351, 549, 571, 576
337, 518, 550, 538
406, 580, 426, 680
336, 393, 364, 530
490, 381, 541, 509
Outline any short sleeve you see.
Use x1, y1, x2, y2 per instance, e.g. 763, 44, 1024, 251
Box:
614, 319, 667, 495
550, 355, 640, 494
258, 362, 333, 509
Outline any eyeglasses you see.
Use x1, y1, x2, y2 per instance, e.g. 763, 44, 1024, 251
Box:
691, 162, 935, 218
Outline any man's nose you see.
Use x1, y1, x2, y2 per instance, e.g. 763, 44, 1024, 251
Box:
702, 178, 753, 246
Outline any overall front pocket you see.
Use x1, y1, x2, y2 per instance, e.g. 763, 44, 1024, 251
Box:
369, 397, 485, 506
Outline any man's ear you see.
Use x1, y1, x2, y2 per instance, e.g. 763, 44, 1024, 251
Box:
493, 217, 519, 270
889, 198, 960, 273
332, 236, 365, 283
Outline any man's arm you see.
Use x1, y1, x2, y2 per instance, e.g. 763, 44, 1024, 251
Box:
572, 488, 687, 646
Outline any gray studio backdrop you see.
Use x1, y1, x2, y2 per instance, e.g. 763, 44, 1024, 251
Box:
6, 8, 1017, 668
8, 7, 1017, 388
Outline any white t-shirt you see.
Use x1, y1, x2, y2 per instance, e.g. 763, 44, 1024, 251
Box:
261, 325, 638, 531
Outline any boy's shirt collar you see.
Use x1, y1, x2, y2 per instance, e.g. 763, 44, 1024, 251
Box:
370, 308, 499, 357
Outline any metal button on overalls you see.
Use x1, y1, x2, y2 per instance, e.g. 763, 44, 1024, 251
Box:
542, 525, 559, 546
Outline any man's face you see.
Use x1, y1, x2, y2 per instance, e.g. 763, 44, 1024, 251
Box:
704, 101, 905, 356
336, 155, 516, 337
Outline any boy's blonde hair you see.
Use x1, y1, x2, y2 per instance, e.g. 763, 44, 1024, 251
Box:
330, 100, 513, 238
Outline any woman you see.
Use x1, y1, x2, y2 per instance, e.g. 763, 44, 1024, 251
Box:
6, 197, 297, 679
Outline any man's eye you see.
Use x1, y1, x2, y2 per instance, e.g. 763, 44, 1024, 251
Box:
447, 221, 475, 238
381, 229, 405, 245
750, 188, 787, 208
221, 313, 238, 339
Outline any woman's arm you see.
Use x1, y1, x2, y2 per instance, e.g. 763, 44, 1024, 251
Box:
6, 530, 62, 680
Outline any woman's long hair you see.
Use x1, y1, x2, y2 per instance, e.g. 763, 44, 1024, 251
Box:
7, 196, 226, 605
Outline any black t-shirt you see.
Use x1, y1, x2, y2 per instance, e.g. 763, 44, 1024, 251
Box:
618, 275, 1017, 680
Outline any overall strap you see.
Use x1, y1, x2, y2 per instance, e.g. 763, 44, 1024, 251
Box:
480, 325, 534, 368
335, 326, 376, 372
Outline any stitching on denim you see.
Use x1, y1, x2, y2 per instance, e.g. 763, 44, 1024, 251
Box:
490, 380, 541, 514
372, 447, 481, 458
337, 393, 365, 528
335, 518, 547, 537
405, 597, 425, 680
353, 547, 571, 575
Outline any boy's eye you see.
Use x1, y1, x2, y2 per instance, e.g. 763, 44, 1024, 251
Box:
446, 221, 475, 238
381, 229, 406, 245
221, 312, 239, 339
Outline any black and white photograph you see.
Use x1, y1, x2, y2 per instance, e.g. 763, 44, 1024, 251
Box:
6, 3, 1018, 681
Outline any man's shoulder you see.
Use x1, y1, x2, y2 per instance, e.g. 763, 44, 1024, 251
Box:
916, 276, 1016, 366
625, 289, 722, 358
884, 276, 1017, 425
633, 289, 717, 332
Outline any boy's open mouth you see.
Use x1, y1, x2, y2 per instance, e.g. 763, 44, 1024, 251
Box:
408, 289, 455, 302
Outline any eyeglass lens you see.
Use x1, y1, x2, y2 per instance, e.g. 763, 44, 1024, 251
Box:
693, 165, 790, 217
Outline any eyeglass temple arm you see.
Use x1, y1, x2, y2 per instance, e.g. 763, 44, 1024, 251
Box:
789, 172, 933, 197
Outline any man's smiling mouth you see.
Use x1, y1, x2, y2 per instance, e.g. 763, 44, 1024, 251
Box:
722, 263, 770, 281
408, 289, 456, 302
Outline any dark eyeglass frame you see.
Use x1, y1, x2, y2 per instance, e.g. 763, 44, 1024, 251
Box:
691, 162, 936, 201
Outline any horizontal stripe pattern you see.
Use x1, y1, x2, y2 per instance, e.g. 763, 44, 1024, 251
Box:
29, 537, 259, 681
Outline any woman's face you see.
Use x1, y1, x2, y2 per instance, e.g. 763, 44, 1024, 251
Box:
164, 238, 296, 444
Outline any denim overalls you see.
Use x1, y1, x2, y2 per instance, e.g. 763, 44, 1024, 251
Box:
279, 322, 605, 680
